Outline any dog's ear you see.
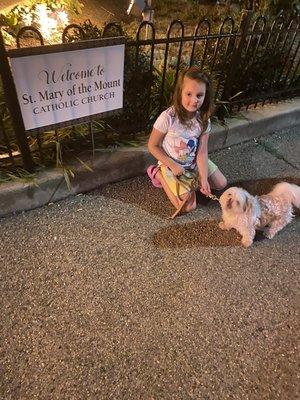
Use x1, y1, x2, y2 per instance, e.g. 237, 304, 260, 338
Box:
243, 194, 252, 213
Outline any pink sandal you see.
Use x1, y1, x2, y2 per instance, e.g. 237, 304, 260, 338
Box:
147, 165, 162, 188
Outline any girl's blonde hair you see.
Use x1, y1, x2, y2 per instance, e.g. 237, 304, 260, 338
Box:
172, 67, 214, 131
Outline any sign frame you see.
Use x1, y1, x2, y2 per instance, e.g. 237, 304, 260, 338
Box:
8, 36, 126, 134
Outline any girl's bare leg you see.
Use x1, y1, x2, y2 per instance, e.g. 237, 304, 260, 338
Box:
208, 169, 227, 191
155, 170, 196, 212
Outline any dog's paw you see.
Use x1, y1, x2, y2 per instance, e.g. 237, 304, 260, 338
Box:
219, 221, 228, 230
264, 230, 275, 239
241, 237, 253, 248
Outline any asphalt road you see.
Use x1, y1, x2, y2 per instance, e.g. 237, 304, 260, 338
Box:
1, 128, 299, 399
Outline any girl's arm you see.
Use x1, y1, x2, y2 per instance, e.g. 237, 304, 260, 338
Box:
196, 132, 211, 196
148, 128, 185, 176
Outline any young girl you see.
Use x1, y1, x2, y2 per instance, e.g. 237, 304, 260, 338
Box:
147, 66, 227, 218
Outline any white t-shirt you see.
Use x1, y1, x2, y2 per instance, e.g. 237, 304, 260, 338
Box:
153, 106, 211, 169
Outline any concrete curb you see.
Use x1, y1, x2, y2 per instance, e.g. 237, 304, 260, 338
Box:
0, 98, 299, 217
208, 98, 300, 151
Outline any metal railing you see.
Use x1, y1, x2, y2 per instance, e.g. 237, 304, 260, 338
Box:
0, 11, 299, 171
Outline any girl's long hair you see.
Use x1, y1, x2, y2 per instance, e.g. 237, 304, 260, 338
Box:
172, 67, 214, 131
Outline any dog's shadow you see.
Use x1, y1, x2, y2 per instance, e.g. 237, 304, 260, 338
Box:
153, 222, 271, 249
153, 219, 242, 248
95, 176, 299, 248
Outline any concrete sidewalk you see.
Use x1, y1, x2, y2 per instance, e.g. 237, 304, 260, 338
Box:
0, 102, 299, 400
0, 98, 299, 217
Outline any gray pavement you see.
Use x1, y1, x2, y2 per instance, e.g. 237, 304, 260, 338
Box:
0, 118, 299, 398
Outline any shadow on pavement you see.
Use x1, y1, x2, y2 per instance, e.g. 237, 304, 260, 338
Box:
94, 175, 175, 218
153, 219, 241, 248
231, 176, 300, 196
95, 175, 300, 218
94, 175, 299, 248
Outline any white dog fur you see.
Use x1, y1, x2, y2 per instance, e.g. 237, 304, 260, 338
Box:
219, 182, 300, 247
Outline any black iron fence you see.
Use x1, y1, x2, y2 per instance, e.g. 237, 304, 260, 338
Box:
0, 10, 299, 171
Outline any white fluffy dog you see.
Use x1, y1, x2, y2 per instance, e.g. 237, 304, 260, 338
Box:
219, 182, 300, 247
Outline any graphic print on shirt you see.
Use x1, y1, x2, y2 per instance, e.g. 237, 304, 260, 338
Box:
173, 137, 198, 165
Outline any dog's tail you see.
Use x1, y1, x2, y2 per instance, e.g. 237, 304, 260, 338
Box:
270, 182, 300, 208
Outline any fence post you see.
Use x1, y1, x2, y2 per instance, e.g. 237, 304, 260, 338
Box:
219, 9, 253, 108
0, 29, 34, 172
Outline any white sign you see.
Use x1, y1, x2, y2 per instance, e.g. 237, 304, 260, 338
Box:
10, 44, 125, 131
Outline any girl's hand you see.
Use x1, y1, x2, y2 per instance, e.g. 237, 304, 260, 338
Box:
200, 179, 211, 196
170, 163, 185, 177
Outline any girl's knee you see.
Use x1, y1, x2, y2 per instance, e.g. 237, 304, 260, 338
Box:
215, 176, 227, 190
209, 171, 227, 190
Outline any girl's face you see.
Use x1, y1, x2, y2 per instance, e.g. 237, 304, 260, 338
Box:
181, 77, 206, 117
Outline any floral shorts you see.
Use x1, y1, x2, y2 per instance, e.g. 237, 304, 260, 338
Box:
159, 160, 218, 197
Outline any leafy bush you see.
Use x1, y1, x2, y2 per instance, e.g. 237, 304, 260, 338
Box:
230, 33, 299, 102
63, 18, 102, 41
1, 0, 83, 43
258, 0, 298, 15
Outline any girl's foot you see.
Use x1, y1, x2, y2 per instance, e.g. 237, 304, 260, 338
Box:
171, 191, 196, 219
147, 165, 162, 188
184, 191, 196, 212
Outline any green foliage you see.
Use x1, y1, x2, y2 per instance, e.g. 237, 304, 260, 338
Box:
77, 19, 102, 39
147, 67, 176, 127
63, 18, 102, 42
155, 0, 298, 18
1, 0, 83, 34
257, 0, 298, 15
212, 18, 300, 118
0, 168, 39, 185
153, 0, 239, 25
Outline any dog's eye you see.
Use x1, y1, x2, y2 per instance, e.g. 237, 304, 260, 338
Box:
236, 200, 240, 206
